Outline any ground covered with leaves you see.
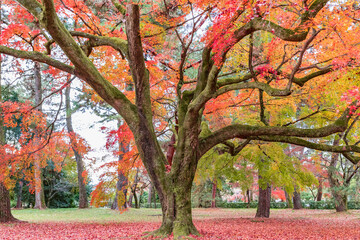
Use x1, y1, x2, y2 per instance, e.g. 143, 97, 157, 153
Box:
1, 208, 359, 239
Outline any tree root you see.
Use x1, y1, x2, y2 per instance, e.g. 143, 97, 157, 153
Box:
142, 224, 200, 240
142, 227, 171, 239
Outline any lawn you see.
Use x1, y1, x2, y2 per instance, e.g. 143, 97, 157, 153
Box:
0, 208, 359, 239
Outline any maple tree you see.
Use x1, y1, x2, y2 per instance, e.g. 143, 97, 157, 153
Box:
1, 0, 360, 237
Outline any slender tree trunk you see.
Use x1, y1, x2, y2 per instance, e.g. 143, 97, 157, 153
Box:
328, 137, 348, 212
316, 180, 323, 201
255, 182, 271, 218
133, 189, 139, 208
153, 187, 156, 209
111, 121, 129, 210
33, 62, 46, 210
15, 181, 23, 209
211, 178, 217, 208
148, 183, 153, 208
246, 189, 251, 208
65, 83, 88, 208
128, 168, 140, 208
111, 171, 128, 210
293, 187, 302, 209
285, 190, 293, 208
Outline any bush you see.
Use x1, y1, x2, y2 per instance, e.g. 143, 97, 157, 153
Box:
216, 201, 287, 209
307, 201, 335, 209
348, 201, 360, 209
140, 203, 161, 208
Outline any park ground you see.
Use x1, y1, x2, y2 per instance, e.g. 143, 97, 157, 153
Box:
0, 208, 359, 239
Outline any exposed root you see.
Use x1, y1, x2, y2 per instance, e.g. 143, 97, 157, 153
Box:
173, 221, 200, 240
142, 227, 171, 239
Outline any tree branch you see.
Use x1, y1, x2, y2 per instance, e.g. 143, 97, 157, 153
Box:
200, 103, 354, 156
0, 46, 74, 74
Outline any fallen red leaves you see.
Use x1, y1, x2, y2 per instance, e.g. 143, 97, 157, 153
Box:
1, 210, 360, 239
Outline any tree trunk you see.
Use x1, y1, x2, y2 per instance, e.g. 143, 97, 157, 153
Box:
246, 189, 251, 208
153, 187, 156, 209
65, 83, 88, 208
293, 187, 302, 209
148, 183, 153, 208
316, 180, 323, 201
111, 171, 128, 210
0, 182, 17, 222
133, 190, 139, 208
129, 168, 139, 208
328, 137, 348, 212
211, 178, 217, 208
255, 183, 271, 218
0, 48, 17, 222
16, 181, 23, 209
285, 190, 293, 208
33, 62, 46, 210
153, 182, 198, 238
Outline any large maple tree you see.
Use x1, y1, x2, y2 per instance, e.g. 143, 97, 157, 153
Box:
1, 0, 360, 237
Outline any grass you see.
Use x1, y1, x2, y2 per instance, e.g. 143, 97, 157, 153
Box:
12, 207, 164, 223
12, 207, 360, 223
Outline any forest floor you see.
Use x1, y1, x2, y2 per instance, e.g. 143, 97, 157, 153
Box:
1, 208, 359, 239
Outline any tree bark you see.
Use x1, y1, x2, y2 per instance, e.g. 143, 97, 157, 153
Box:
148, 183, 153, 208
15, 181, 23, 209
111, 121, 129, 210
246, 189, 252, 208
0, 182, 17, 222
328, 137, 348, 212
211, 178, 217, 208
65, 83, 88, 208
129, 168, 139, 208
33, 62, 46, 210
111, 171, 128, 210
0, 41, 17, 222
316, 180, 323, 201
292, 187, 302, 209
284, 190, 293, 208
133, 189, 139, 208
256, 182, 271, 218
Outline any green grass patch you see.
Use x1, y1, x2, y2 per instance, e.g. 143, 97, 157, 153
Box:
12, 208, 163, 223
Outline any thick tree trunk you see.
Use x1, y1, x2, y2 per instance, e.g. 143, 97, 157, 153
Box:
0, 182, 17, 222
256, 183, 271, 218
65, 84, 88, 208
15, 181, 23, 209
154, 183, 198, 238
293, 187, 302, 209
211, 178, 217, 208
334, 193, 347, 212
0, 51, 17, 222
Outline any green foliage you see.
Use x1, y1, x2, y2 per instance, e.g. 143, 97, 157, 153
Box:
241, 143, 318, 195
